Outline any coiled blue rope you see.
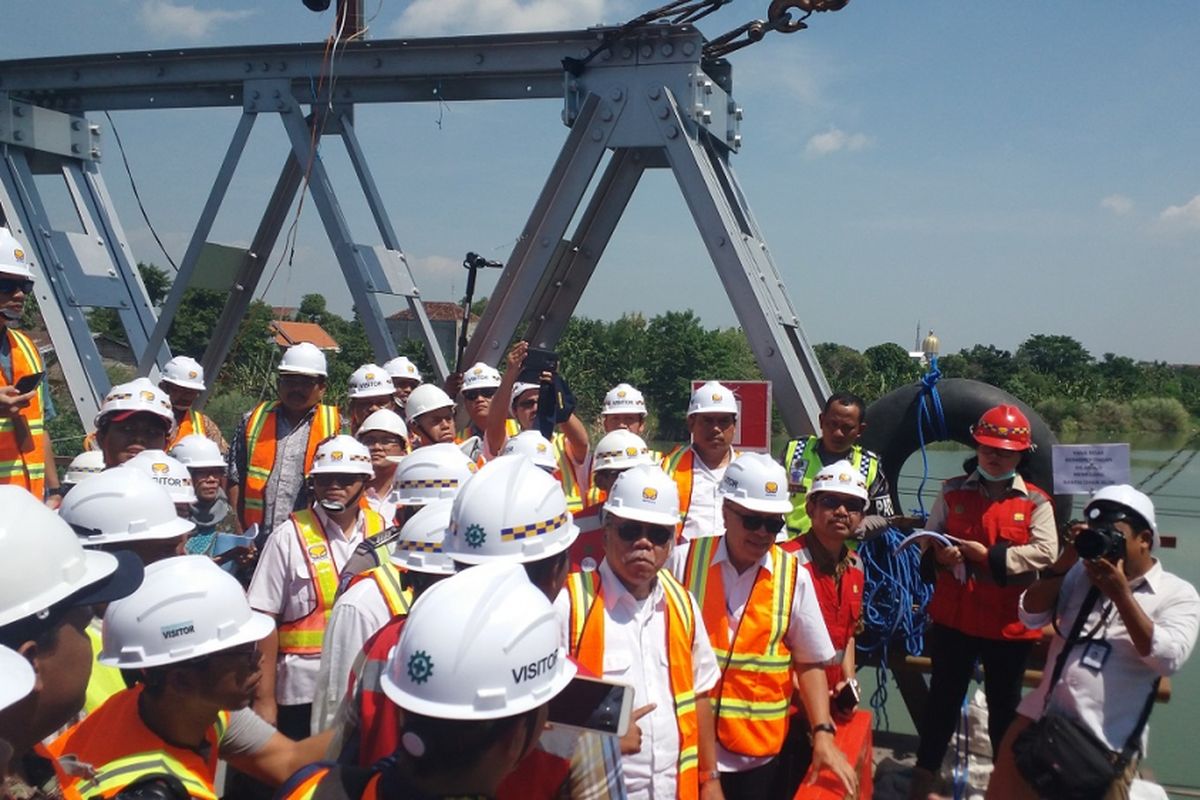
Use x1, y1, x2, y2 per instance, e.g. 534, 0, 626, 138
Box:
915, 356, 949, 519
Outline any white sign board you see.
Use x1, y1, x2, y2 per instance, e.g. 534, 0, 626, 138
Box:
1052, 443, 1131, 495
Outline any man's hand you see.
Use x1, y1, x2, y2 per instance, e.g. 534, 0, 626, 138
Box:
0, 385, 35, 419
808, 734, 858, 795
933, 541, 962, 566
699, 777, 725, 800
957, 540, 988, 564
505, 341, 529, 375
619, 703, 656, 755
829, 679, 857, 724
443, 371, 464, 398
1085, 556, 1131, 603
45, 493, 62, 511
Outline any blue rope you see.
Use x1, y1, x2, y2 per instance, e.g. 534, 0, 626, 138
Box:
915, 356, 948, 519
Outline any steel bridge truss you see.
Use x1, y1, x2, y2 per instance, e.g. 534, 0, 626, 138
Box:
0, 23, 828, 435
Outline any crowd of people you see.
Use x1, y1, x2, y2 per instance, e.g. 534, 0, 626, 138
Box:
1, 231, 1198, 800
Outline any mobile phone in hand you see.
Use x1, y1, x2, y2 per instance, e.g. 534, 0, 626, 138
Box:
14, 371, 43, 394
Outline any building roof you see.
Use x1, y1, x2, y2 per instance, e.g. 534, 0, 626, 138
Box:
269, 320, 340, 352
388, 301, 477, 323
271, 306, 298, 320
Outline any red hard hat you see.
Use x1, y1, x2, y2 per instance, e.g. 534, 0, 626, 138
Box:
971, 404, 1033, 452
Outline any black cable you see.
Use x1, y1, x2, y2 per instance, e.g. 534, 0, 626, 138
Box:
104, 111, 179, 272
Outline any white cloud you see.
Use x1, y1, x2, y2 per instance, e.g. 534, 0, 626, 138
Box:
804, 127, 871, 157
138, 1, 255, 41
391, 0, 623, 36
1159, 195, 1200, 229
1100, 194, 1133, 216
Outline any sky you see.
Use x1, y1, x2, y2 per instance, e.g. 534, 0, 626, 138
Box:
4, 1, 1198, 364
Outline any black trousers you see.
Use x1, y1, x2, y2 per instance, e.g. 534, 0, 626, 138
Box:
915, 624, 1032, 771
719, 757, 780, 800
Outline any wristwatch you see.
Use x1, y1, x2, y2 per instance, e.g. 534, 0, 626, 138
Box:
808, 722, 836, 743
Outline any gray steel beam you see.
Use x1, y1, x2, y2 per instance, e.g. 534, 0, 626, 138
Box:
137, 112, 255, 377
523, 147, 646, 348
463, 91, 620, 367
338, 114, 447, 379
277, 99, 398, 362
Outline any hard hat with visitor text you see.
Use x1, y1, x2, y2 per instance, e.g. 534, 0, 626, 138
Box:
59, 468, 196, 546
348, 363, 394, 399
127, 450, 198, 505
602, 383, 647, 416
461, 362, 502, 392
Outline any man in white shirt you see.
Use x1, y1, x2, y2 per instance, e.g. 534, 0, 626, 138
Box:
247, 435, 387, 740
662, 381, 739, 541
674, 453, 857, 799
988, 484, 1200, 800
557, 464, 724, 800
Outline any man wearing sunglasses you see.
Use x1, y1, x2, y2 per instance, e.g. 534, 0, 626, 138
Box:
0, 227, 63, 505
248, 436, 387, 740
558, 464, 723, 800
455, 362, 513, 463
48, 556, 332, 799
662, 380, 741, 542
675, 453, 856, 800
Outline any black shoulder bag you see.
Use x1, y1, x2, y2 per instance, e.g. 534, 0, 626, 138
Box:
1011, 585, 1160, 800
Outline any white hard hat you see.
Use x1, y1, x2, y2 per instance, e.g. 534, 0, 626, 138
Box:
603, 464, 680, 528
445, 454, 579, 565
500, 430, 558, 471
126, 450, 198, 505
381, 561, 575, 720
808, 458, 869, 503
592, 430, 654, 473
278, 341, 328, 377
0, 644, 35, 712
59, 468, 195, 546
383, 356, 422, 382
160, 355, 206, 391
688, 380, 738, 417
509, 382, 540, 413
356, 408, 409, 440
391, 497, 456, 576
405, 384, 454, 424
63, 449, 107, 486
309, 434, 374, 477
388, 443, 478, 506
603, 383, 647, 416
94, 377, 175, 429
461, 362, 502, 392
170, 434, 226, 470
0, 485, 137, 628
0, 227, 34, 281
348, 363, 393, 399
721, 452, 792, 514
1087, 484, 1159, 548
99, 555, 274, 669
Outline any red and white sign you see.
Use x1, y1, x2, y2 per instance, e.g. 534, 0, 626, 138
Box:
691, 380, 772, 454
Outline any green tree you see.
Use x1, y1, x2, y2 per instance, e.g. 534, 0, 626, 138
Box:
297, 294, 328, 324
955, 344, 1016, 388
813, 343, 871, 399
863, 342, 921, 398
1015, 334, 1093, 388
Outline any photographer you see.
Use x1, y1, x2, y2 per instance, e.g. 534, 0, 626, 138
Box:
988, 485, 1200, 799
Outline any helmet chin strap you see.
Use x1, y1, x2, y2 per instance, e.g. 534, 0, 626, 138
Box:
0, 307, 22, 321
318, 482, 365, 513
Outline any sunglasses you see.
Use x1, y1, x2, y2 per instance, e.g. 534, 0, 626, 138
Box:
464, 388, 498, 400
0, 278, 33, 295
312, 473, 364, 485
736, 513, 786, 534
816, 495, 867, 514
615, 522, 674, 546
517, 399, 538, 409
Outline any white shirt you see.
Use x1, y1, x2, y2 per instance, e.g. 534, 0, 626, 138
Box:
247, 505, 368, 706
681, 449, 729, 541
554, 560, 720, 800
310, 575, 394, 734
1018, 559, 1200, 752
671, 538, 836, 772
363, 485, 397, 527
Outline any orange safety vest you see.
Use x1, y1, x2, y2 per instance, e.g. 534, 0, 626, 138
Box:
277, 507, 386, 655
548, 431, 584, 514
167, 409, 205, 450
682, 536, 798, 757
48, 685, 230, 800
344, 564, 412, 618
240, 401, 340, 528
926, 475, 1051, 641
662, 446, 738, 532
565, 568, 700, 800
0, 328, 47, 499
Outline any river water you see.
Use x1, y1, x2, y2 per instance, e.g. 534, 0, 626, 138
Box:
878, 434, 1200, 793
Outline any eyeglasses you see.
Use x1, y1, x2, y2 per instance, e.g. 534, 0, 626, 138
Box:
279, 374, 321, 387
615, 522, 674, 546
463, 388, 498, 400
312, 473, 364, 485
0, 278, 33, 295
735, 513, 786, 534
816, 495, 867, 514
517, 399, 538, 410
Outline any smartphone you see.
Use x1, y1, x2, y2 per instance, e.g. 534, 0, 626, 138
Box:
547, 675, 633, 737
833, 679, 860, 715
14, 371, 43, 393
522, 347, 559, 376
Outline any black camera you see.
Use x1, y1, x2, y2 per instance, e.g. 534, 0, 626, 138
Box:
1074, 524, 1126, 562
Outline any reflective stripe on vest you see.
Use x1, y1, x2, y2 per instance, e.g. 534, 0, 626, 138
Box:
551, 431, 584, 514
566, 569, 700, 800
346, 565, 412, 618
784, 437, 879, 536
662, 447, 695, 524
278, 507, 387, 654
241, 402, 341, 528
683, 538, 797, 756
0, 329, 47, 499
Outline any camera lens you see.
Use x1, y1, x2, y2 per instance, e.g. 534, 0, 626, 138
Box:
1074, 528, 1104, 560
